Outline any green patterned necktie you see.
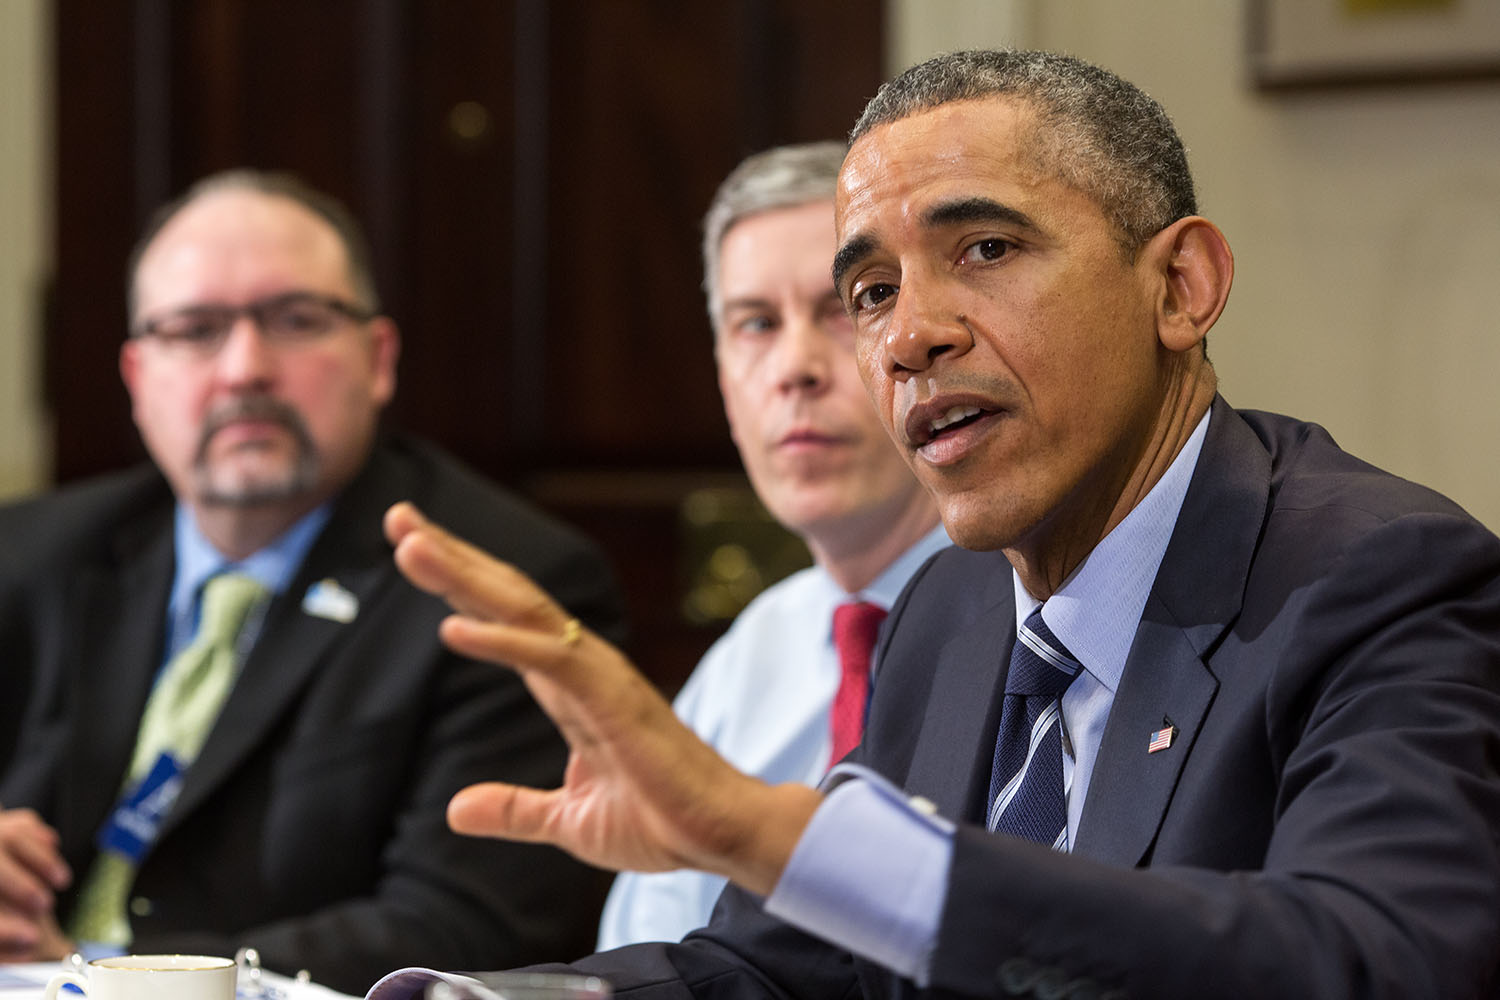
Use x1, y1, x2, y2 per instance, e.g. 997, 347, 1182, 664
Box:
68, 572, 267, 945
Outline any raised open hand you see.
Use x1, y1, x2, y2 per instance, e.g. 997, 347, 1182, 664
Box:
385, 502, 819, 894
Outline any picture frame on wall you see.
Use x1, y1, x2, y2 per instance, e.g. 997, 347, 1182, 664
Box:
1250, 0, 1500, 87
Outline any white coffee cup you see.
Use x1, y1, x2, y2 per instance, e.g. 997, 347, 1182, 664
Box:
43, 953, 237, 1000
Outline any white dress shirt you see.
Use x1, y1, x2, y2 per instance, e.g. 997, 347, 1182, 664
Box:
596, 525, 951, 949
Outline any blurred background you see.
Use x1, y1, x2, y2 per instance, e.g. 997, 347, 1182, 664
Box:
3, 0, 1498, 693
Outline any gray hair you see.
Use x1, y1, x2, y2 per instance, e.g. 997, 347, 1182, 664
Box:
701, 141, 847, 330
852, 49, 1196, 250
126, 168, 381, 321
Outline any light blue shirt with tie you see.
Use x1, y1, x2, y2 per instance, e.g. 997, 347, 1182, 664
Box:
765, 411, 1211, 983
76, 501, 333, 961
165, 502, 331, 661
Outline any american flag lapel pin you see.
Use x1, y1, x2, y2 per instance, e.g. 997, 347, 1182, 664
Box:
1148, 719, 1178, 754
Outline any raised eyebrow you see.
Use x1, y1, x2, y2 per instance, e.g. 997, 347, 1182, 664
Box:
831, 233, 878, 295
923, 197, 1039, 235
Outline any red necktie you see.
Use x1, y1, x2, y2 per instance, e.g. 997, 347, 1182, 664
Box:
829, 601, 887, 764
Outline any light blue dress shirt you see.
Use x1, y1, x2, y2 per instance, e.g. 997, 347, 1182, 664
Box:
76, 502, 334, 960
766, 411, 1212, 983
596, 524, 952, 949
165, 502, 331, 661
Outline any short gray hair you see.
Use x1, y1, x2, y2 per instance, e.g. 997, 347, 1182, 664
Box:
701, 141, 847, 330
126, 169, 381, 321
852, 49, 1196, 250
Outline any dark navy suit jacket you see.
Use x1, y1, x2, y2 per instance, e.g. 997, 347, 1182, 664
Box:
552, 398, 1500, 1000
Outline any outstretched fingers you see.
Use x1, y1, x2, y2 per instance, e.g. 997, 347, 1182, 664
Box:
387, 502, 550, 620
447, 782, 552, 841
384, 501, 819, 889
437, 614, 627, 743
389, 501, 576, 638
387, 501, 621, 718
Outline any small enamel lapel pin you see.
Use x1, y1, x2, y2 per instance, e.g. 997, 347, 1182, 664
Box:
301, 578, 359, 623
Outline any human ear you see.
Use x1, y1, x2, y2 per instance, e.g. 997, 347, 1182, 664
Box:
1147, 217, 1234, 353
369, 316, 401, 406
119, 340, 141, 399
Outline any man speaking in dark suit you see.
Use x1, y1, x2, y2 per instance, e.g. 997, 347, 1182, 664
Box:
0, 170, 625, 993
382, 50, 1500, 1000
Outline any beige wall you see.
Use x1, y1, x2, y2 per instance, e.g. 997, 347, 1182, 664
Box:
0, 0, 52, 499
889, 0, 1500, 529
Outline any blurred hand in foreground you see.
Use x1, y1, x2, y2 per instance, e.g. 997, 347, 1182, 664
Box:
0, 807, 73, 960
385, 501, 821, 894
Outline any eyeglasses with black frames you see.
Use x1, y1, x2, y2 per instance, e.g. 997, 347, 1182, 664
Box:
132, 291, 375, 357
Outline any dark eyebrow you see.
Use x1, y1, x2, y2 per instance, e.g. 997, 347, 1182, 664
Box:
831, 233, 878, 295
924, 197, 1039, 234
831, 198, 1040, 294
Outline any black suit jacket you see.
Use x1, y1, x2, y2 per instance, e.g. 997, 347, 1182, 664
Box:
549, 400, 1500, 1000
0, 435, 626, 995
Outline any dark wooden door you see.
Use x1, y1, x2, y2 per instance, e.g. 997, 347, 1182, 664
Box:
50, 0, 884, 692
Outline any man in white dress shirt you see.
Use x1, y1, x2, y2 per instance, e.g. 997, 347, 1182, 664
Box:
596, 142, 946, 948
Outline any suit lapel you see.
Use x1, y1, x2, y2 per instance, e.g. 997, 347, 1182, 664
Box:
157, 443, 413, 837
60, 517, 174, 861
165, 559, 390, 830
904, 597, 1016, 822
1070, 596, 1217, 863
1073, 398, 1271, 865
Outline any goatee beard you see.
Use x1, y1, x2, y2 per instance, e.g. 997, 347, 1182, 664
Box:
193, 396, 319, 508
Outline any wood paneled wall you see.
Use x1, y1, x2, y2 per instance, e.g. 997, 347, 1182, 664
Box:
50, 0, 885, 691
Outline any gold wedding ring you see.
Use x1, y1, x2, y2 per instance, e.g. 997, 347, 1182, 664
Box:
559, 617, 583, 647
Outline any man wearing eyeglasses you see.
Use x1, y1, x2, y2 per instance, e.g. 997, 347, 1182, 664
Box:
0, 170, 626, 993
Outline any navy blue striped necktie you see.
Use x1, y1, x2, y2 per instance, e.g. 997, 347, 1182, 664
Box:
986, 607, 1081, 849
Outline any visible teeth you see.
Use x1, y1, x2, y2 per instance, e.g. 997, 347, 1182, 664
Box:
930, 405, 981, 432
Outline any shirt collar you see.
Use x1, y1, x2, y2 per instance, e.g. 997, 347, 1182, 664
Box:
815, 523, 953, 645
856, 523, 952, 610
1013, 409, 1212, 693
170, 502, 333, 624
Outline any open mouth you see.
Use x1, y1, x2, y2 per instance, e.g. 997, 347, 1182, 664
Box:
913, 403, 996, 446
929, 405, 985, 437
903, 398, 1005, 465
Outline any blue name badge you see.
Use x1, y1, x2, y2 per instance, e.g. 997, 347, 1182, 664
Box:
97, 752, 184, 864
